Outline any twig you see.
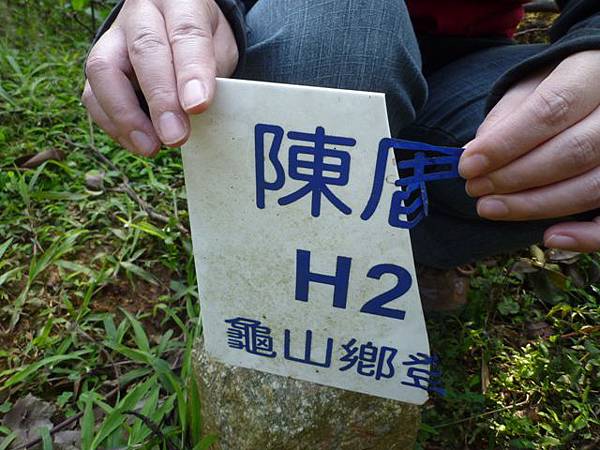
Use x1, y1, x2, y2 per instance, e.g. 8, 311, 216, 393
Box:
559, 325, 600, 340
90, 0, 97, 37
514, 26, 551, 38
432, 394, 530, 429
66, 11, 94, 35
123, 411, 179, 450
25, 202, 44, 256
64, 136, 189, 235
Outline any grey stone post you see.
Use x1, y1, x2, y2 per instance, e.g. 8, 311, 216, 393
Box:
193, 338, 420, 450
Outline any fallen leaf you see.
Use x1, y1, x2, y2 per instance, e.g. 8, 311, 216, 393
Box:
565, 265, 587, 289
527, 321, 552, 339
1, 394, 55, 446
54, 430, 80, 450
85, 170, 105, 192
457, 263, 476, 276
510, 258, 539, 275
545, 248, 580, 265
546, 268, 569, 291
481, 357, 490, 394
14, 149, 65, 169
528, 271, 565, 304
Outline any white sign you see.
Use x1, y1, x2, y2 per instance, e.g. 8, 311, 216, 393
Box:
182, 78, 434, 405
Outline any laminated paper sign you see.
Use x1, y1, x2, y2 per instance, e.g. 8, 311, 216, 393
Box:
182, 78, 436, 405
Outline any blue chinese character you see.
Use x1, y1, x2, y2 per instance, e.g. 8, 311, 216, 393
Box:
361, 138, 463, 229
339, 339, 397, 380
284, 329, 333, 368
225, 317, 276, 358
255, 124, 356, 217
401, 352, 445, 395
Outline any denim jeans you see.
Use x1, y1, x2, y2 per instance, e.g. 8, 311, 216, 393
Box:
235, 0, 566, 269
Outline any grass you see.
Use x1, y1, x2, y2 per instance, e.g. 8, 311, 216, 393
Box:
1, 2, 210, 448
0, 2, 599, 449
420, 253, 600, 449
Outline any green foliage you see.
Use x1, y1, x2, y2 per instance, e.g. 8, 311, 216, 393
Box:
0, 3, 205, 448
419, 256, 600, 449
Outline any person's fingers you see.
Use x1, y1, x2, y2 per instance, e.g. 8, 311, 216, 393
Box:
125, 0, 189, 146
460, 50, 600, 179
212, 7, 239, 77
475, 69, 545, 137
544, 217, 600, 252
466, 105, 600, 196
162, 0, 218, 113
82, 80, 119, 139
83, 81, 158, 155
85, 28, 161, 156
476, 166, 600, 221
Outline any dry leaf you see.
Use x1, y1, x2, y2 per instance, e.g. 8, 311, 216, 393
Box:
481, 358, 490, 394
510, 258, 539, 275
1, 394, 55, 446
85, 170, 105, 192
527, 321, 552, 339
15, 149, 65, 169
54, 430, 81, 450
545, 248, 580, 265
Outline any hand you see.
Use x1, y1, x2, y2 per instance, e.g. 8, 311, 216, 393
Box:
459, 50, 600, 252
82, 0, 239, 156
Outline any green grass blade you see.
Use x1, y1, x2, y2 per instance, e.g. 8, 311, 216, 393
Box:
0, 267, 20, 288
31, 191, 88, 201
0, 433, 17, 450
128, 384, 160, 444
3, 351, 88, 389
80, 395, 95, 450
187, 374, 202, 443
40, 426, 53, 450
120, 308, 151, 353
128, 221, 169, 241
0, 238, 13, 261
105, 343, 153, 366
28, 230, 86, 282
91, 376, 157, 449
119, 261, 158, 285
193, 435, 218, 450
0, 84, 15, 105
5, 54, 22, 77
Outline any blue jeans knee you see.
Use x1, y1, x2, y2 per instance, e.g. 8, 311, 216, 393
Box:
238, 0, 428, 133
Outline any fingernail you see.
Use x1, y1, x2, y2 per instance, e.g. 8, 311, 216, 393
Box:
183, 79, 207, 110
466, 177, 494, 197
159, 112, 186, 144
459, 154, 489, 179
129, 130, 156, 155
478, 198, 509, 219
546, 234, 578, 249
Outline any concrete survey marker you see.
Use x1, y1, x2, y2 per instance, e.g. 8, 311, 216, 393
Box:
182, 78, 436, 405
